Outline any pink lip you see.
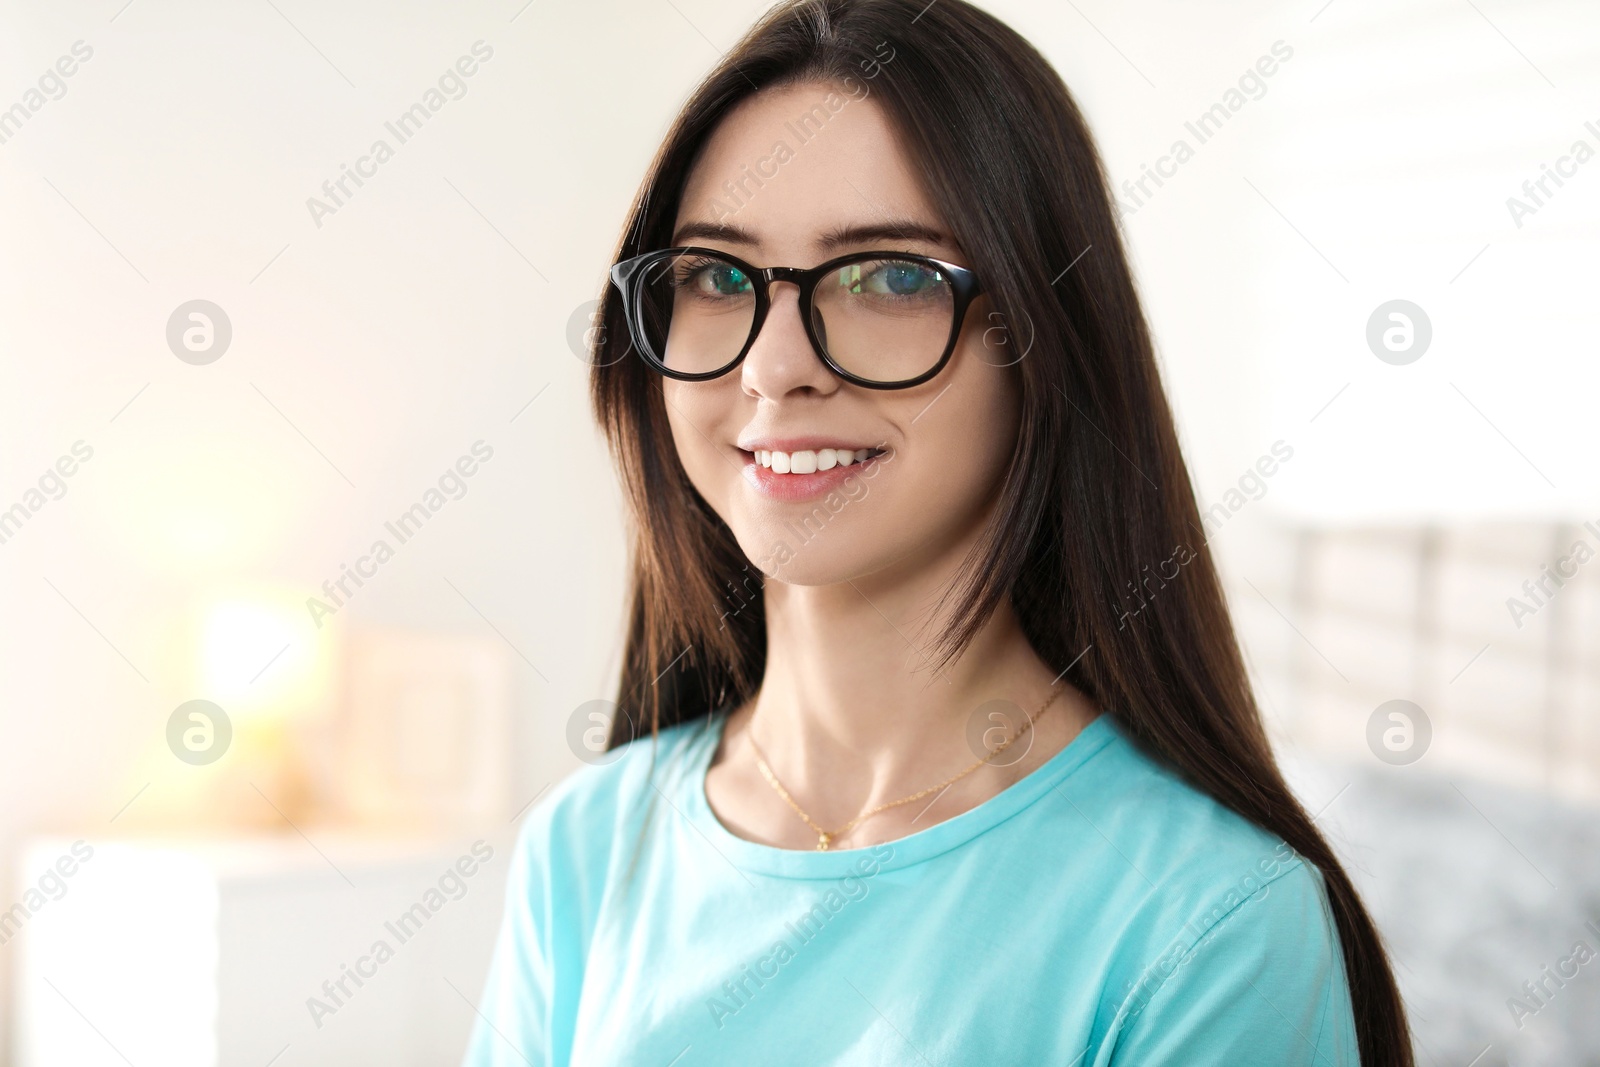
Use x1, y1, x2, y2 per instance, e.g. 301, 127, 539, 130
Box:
740, 450, 888, 502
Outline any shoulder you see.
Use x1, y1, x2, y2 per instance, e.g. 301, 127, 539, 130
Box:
1101, 861, 1359, 1065
1060, 717, 1358, 1064
463, 717, 722, 1062
1099, 854, 1358, 1064
506, 712, 721, 877
1061, 715, 1313, 916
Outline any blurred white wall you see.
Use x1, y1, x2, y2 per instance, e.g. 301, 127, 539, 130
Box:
2, 0, 1597, 1063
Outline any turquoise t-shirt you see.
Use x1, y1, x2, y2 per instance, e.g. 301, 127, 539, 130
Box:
462, 710, 1359, 1065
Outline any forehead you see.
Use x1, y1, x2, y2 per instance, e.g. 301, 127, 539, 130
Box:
675, 80, 947, 257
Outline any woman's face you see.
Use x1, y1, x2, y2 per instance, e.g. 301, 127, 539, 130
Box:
665, 80, 1021, 587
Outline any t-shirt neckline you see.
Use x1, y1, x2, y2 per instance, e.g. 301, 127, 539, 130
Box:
675, 707, 1120, 880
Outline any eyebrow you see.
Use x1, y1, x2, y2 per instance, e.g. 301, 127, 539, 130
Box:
669, 218, 951, 252
816, 220, 949, 251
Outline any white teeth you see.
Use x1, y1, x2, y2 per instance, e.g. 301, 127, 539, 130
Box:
753, 447, 880, 472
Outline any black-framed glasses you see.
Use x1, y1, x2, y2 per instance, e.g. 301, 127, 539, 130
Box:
608, 246, 983, 390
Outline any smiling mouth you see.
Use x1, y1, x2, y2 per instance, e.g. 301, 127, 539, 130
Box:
748, 446, 888, 474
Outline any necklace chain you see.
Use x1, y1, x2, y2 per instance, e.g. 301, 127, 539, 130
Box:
746, 683, 1065, 851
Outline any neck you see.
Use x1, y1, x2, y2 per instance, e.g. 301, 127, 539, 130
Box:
744, 530, 1069, 822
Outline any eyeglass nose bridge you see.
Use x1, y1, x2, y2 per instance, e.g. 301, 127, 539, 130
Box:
755, 264, 813, 292
740, 266, 818, 373
746, 265, 818, 337
760, 265, 809, 280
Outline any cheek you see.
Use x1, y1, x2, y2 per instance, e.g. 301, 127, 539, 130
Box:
897, 358, 1019, 522
663, 381, 737, 499
916, 335, 1020, 472
663, 384, 704, 472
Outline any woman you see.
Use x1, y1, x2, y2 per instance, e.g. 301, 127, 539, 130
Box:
465, 0, 1413, 1063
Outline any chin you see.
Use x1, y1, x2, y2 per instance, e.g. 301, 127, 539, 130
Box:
726, 508, 895, 587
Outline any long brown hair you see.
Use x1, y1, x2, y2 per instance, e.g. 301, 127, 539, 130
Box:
588, 0, 1413, 1061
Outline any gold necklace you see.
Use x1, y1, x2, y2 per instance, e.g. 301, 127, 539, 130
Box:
746, 683, 1065, 851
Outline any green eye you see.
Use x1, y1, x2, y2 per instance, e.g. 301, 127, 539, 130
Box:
695, 264, 751, 296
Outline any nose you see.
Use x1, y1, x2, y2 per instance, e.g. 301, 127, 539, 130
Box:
739, 280, 839, 401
